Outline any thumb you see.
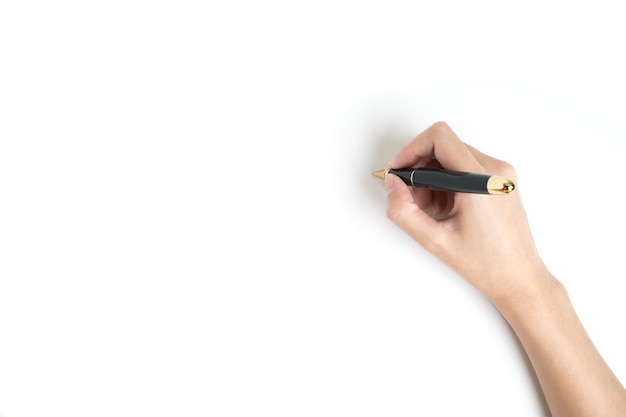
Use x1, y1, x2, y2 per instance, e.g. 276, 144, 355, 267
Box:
385, 174, 440, 246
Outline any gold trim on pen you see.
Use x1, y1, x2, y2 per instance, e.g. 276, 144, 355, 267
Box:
487, 176, 516, 194
372, 167, 390, 179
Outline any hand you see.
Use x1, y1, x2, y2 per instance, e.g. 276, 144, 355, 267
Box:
385, 122, 626, 417
385, 122, 552, 304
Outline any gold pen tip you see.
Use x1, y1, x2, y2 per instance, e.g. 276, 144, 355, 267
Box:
372, 167, 389, 179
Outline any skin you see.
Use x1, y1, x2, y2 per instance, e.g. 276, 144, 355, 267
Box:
384, 121, 626, 417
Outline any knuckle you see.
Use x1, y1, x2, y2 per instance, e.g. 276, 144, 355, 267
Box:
429, 121, 454, 139
430, 121, 452, 136
494, 159, 516, 179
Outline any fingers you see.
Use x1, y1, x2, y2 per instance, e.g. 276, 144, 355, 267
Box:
385, 174, 440, 247
390, 122, 484, 173
414, 159, 450, 215
412, 187, 451, 216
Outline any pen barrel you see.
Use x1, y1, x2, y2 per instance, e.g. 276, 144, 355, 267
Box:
390, 168, 491, 194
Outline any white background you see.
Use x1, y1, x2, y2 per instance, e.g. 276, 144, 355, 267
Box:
1, 1, 626, 416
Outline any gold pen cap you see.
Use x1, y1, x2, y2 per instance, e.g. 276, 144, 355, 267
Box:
487, 176, 516, 194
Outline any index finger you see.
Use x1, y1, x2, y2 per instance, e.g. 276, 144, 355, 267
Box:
390, 122, 484, 173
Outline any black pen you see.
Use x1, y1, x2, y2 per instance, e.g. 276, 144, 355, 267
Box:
372, 167, 515, 195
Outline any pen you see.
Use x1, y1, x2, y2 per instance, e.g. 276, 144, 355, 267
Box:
372, 167, 515, 195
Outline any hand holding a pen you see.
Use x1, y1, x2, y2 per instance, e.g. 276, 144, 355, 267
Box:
381, 121, 626, 417
383, 121, 549, 303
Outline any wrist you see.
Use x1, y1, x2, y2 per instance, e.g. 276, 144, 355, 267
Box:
489, 269, 567, 326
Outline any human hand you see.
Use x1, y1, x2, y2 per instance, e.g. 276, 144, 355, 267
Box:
384, 122, 553, 305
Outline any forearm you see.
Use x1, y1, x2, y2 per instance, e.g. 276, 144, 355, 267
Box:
382, 123, 626, 415
494, 274, 626, 417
